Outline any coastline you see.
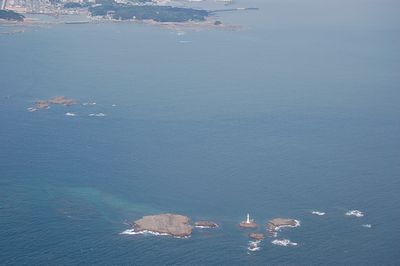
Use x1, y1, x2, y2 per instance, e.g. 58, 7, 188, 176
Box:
0, 11, 241, 35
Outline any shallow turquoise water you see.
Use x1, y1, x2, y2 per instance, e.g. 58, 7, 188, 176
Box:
1, 0, 400, 265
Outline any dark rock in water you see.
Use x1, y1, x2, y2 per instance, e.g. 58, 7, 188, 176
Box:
266, 218, 300, 234
194, 221, 218, 228
249, 233, 264, 240
48, 96, 76, 106
133, 213, 192, 237
34, 96, 76, 110
239, 221, 258, 228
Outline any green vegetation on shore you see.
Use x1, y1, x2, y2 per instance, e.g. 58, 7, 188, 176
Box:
63, 2, 92, 8
0, 10, 25, 21
89, 4, 209, 23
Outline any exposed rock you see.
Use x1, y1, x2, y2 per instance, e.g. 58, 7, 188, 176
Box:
48, 96, 76, 106
266, 218, 300, 237
194, 221, 218, 228
249, 233, 264, 240
34, 96, 76, 110
239, 220, 258, 228
133, 213, 192, 237
35, 100, 50, 109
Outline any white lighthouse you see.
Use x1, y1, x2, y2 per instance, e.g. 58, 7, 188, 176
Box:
240, 212, 257, 228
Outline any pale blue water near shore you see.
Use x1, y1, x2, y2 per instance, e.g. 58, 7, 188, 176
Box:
1, 0, 400, 265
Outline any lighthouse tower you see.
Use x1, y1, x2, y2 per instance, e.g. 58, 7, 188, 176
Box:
240, 212, 257, 228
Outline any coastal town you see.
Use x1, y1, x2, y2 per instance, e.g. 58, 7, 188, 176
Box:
0, 0, 257, 28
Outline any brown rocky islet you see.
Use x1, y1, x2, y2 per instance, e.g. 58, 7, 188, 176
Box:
248, 232, 264, 240
194, 221, 218, 228
33, 96, 76, 111
133, 213, 192, 238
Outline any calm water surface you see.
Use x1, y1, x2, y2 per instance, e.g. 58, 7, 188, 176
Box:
1, 0, 400, 265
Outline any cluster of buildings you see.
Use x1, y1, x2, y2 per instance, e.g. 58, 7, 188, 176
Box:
0, 0, 92, 14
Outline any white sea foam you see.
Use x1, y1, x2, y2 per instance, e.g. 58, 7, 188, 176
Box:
248, 240, 261, 252
346, 210, 364, 217
194, 225, 218, 229
271, 239, 298, 247
274, 220, 301, 231
269, 231, 278, 238
111, 104, 117, 107
120, 229, 189, 239
362, 224, 372, 228
27, 107, 37, 112
65, 112, 76, 116
89, 113, 106, 117
83, 102, 96, 106
311, 211, 326, 216
120, 229, 169, 236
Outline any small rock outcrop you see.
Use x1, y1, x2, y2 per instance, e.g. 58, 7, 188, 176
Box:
194, 221, 218, 228
239, 220, 258, 228
34, 96, 76, 110
266, 218, 298, 231
266, 218, 300, 237
249, 233, 264, 240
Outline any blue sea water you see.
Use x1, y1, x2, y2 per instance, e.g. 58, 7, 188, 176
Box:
1, 0, 400, 265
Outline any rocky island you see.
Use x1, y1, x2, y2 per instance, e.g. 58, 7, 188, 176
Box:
29, 96, 77, 112
239, 213, 258, 228
266, 218, 300, 236
132, 213, 192, 238
194, 221, 218, 228
47, 96, 76, 106
248, 232, 264, 241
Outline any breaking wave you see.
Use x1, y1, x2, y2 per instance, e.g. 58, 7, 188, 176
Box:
89, 113, 106, 117
271, 239, 298, 247
311, 211, 326, 216
345, 210, 364, 217
83, 102, 96, 106
120, 229, 169, 236
194, 225, 218, 229
248, 240, 261, 252
120, 229, 189, 239
274, 220, 301, 231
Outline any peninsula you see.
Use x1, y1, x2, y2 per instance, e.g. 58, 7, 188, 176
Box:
89, 4, 208, 23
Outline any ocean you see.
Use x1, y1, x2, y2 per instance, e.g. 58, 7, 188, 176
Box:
1, 0, 400, 264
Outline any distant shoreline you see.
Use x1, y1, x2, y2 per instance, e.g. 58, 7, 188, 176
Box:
0, 12, 242, 34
